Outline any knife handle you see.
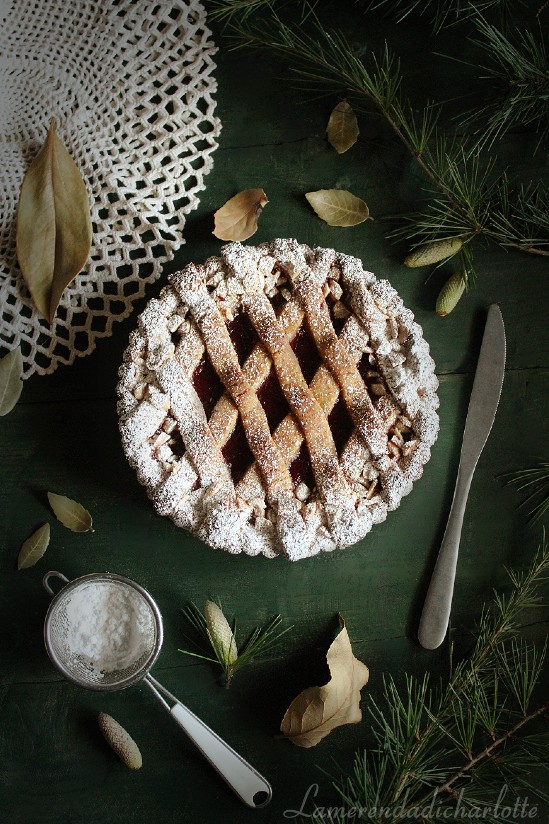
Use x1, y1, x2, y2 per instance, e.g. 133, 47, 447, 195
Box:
418, 469, 473, 650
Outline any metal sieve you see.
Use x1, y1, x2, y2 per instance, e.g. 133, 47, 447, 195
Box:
43, 571, 272, 808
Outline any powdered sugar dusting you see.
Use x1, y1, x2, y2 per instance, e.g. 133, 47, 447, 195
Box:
117, 239, 439, 560
63, 581, 155, 678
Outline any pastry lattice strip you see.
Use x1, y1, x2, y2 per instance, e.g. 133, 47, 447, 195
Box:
173, 271, 354, 541
236, 314, 376, 503
173, 267, 402, 543
243, 291, 356, 535
174, 275, 400, 505
171, 270, 313, 557
206, 296, 304, 446
291, 269, 389, 458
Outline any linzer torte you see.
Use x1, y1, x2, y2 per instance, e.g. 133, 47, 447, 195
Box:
117, 239, 439, 560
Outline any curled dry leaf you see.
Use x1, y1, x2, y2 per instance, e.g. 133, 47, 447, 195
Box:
18, 523, 50, 570
305, 189, 370, 227
213, 188, 268, 242
48, 491, 93, 532
327, 100, 359, 154
280, 616, 369, 748
16, 119, 92, 323
0, 346, 23, 416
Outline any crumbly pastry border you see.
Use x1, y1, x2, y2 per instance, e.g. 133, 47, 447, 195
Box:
117, 239, 439, 560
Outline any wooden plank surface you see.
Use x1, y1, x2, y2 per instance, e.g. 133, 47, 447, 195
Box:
1, 4, 548, 822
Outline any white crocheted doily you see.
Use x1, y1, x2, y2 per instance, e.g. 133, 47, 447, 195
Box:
0, 0, 221, 378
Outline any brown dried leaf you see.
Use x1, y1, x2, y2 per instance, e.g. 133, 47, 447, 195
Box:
18, 523, 50, 570
327, 100, 359, 154
213, 188, 268, 241
0, 346, 23, 416
305, 189, 370, 227
48, 491, 93, 532
16, 119, 92, 323
280, 616, 369, 748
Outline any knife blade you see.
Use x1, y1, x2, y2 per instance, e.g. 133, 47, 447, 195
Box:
418, 304, 506, 650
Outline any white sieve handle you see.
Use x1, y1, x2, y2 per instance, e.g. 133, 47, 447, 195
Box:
170, 704, 272, 807
144, 675, 271, 808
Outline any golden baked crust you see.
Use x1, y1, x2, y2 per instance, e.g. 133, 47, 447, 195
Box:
117, 239, 439, 560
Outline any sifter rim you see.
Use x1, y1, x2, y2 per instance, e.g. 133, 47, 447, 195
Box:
43, 572, 164, 692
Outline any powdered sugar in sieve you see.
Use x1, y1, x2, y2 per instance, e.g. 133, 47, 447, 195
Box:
42, 571, 272, 807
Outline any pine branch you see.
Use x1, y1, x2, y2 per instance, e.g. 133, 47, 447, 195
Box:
179, 600, 291, 686
359, 9, 549, 147
416, 701, 549, 805
319, 538, 549, 820
211, 3, 549, 260
461, 19, 549, 149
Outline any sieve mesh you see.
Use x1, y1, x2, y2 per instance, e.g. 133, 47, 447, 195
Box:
44, 575, 162, 691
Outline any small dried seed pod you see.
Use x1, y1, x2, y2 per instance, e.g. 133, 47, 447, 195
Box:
98, 713, 142, 770
204, 600, 238, 666
436, 272, 466, 317
404, 237, 464, 268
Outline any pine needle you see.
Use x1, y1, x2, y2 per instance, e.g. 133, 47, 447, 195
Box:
502, 461, 549, 523
363, 0, 517, 33
179, 600, 292, 686
208, 0, 282, 23
462, 19, 549, 150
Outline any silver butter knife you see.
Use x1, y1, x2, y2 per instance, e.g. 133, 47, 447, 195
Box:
418, 304, 506, 650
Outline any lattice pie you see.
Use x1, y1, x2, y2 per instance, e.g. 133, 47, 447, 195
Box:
117, 239, 439, 560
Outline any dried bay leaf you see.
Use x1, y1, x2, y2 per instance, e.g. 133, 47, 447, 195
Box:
327, 100, 359, 154
280, 616, 369, 748
213, 188, 268, 241
16, 119, 92, 323
305, 189, 370, 227
48, 491, 93, 532
0, 346, 23, 416
18, 523, 50, 570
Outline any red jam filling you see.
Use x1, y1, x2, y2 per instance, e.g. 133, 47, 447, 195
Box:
226, 311, 258, 365
221, 417, 255, 485
290, 324, 321, 384
289, 441, 315, 490
191, 314, 355, 490
327, 396, 354, 455
257, 368, 291, 432
192, 355, 225, 419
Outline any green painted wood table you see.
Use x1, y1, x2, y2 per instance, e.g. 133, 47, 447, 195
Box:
1, 5, 548, 823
